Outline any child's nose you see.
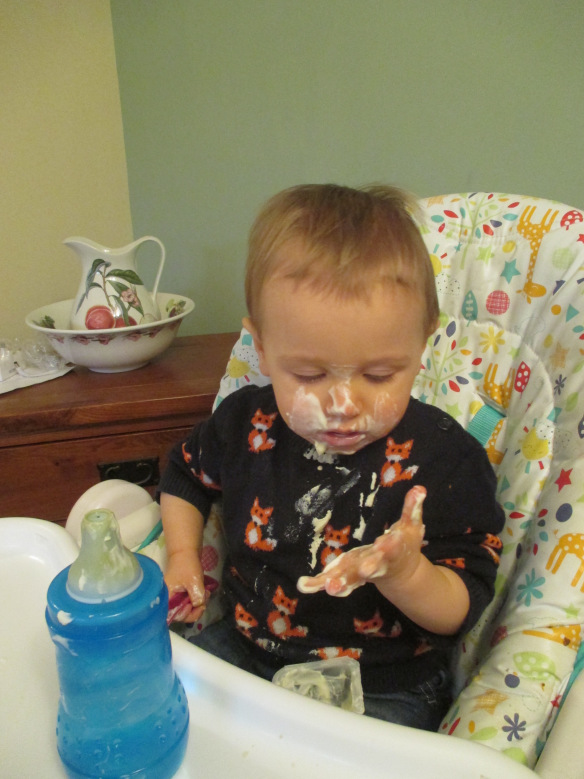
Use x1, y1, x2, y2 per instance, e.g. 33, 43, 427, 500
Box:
326, 382, 360, 417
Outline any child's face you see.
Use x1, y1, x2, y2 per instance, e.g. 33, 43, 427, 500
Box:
245, 273, 430, 456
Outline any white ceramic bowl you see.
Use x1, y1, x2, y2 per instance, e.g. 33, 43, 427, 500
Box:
25, 292, 194, 372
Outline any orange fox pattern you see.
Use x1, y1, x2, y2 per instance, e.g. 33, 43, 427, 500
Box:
320, 524, 351, 568
414, 639, 433, 656
245, 497, 278, 551
435, 533, 501, 572
380, 437, 419, 487
248, 408, 278, 452
480, 533, 503, 565
315, 646, 362, 661
436, 557, 466, 570
354, 610, 402, 639
181, 442, 192, 463
190, 467, 221, 491
267, 586, 308, 639
182, 442, 222, 489
235, 603, 258, 638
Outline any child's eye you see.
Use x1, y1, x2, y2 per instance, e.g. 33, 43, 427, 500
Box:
293, 373, 325, 384
364, 373, 394, 384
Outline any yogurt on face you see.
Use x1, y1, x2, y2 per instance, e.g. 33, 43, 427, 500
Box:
285, 383, 400, 455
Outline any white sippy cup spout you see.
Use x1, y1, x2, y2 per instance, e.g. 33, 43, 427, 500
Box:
66, 508, 143, 603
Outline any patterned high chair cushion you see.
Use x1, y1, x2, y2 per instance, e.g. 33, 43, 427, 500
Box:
415, 193, 584, 767
181, 192, 584, 769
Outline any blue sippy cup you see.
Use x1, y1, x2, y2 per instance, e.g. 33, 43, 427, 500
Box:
46, 508, 189, 778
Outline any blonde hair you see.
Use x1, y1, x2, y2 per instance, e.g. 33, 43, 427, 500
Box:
245, 184, 439, 336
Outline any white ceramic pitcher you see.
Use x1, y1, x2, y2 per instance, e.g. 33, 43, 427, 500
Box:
65, 236, 165, 330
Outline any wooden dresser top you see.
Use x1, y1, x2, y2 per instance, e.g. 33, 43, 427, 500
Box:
0, 333, 238, 447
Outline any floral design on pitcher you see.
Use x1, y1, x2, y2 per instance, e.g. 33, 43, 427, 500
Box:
75, 259, 152, 329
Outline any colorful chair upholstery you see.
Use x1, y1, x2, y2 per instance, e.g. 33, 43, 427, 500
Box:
414, 193, 584, 768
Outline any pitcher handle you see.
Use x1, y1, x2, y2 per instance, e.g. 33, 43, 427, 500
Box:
134, 236, 166, 297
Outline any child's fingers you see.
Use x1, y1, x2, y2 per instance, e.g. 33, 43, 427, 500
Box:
167, 590, 193, 624
167, 574, 214, 624
187, 602, 207, 622
401, 485, 427, 525
296, 574, 324, 594
187, 577, 206, 609
297, 558, 355, 595
298, 549, 370, 596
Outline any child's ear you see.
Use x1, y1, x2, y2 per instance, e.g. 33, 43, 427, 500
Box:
426, 316, 440, 340
242, 316, 270, 376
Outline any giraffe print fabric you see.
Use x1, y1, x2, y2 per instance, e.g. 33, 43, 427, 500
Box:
413, 193, 584, 767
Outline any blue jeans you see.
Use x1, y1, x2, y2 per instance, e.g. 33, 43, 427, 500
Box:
187, 619, 451, 731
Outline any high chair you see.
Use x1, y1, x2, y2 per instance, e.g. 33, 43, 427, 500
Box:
70, 192, 584, 775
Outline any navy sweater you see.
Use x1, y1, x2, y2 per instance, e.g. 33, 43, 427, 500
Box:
160, 385, 504, 694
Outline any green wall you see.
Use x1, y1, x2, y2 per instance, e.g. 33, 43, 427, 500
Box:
110, 0, 584, 336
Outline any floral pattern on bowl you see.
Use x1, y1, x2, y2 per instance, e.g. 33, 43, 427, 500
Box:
26, 293, 194, 373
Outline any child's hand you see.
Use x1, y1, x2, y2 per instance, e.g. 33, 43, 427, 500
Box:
165, 550, 208, 623
297, 486, 427, 597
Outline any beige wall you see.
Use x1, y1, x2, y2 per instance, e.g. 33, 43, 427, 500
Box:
0, 0, 132, 341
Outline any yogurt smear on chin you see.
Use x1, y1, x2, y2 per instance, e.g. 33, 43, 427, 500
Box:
314, 440, 328, 456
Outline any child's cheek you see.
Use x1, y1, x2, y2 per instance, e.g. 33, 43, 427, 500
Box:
284, 386, 327, 437
367, 392, 401, 437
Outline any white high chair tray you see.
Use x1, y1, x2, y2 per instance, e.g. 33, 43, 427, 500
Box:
0, 517, 537, 778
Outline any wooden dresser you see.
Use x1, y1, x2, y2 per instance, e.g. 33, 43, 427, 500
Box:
0, 333, 238, 524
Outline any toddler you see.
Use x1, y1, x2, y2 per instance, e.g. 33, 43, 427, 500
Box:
159, 184, 505, 730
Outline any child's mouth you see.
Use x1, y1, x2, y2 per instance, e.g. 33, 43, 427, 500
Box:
318, 430, 367, 451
